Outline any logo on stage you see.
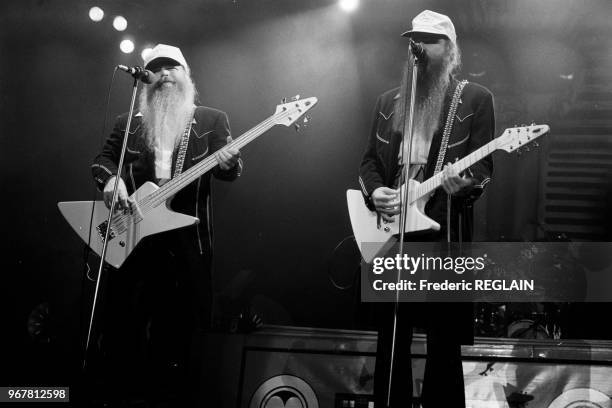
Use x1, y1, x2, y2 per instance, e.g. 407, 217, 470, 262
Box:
547, 388, 612, 408
249, 375, 319, 408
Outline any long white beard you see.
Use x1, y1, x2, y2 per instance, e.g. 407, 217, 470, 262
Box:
139, 79, 195, 152
412, 64, 451, 147
394, 51, 455, 164
139, 78, 195, 180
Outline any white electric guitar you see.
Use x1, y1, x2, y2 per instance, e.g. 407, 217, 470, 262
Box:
347, 124, 550, 262
58, 96, 318, 268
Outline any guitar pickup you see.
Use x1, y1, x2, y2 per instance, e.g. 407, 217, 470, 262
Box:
96, 221, 116, 242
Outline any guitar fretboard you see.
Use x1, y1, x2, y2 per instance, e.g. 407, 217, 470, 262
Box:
154, 117, 277, 203
410, 137, 500, 202
133, 112, 284, 216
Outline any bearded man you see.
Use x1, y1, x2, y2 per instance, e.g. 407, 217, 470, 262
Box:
91, 44, 241, 406
359, 11, 494, 408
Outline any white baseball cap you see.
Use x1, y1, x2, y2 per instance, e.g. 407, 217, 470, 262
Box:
401, 10, 457, 44
143, 44, 189, 73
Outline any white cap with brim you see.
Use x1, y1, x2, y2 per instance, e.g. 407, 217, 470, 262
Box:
143, 44, 189, 73
401, 10, 456, 44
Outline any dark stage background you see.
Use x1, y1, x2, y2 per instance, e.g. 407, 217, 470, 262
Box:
3, 0, 612, 387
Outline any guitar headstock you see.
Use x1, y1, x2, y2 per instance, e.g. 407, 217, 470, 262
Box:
274, 95, 318, 129
497, 124, 550, 153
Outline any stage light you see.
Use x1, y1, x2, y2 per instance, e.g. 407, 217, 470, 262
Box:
141, 47, 153, 61
89, 6, 104, 22
113, 16, 128, 31
120, 39, 135, 54
339, 0, 359, 12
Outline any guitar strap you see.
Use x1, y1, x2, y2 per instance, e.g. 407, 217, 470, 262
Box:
433, 79, 468, 175
172, 107, 196, 178
433, 79, 467, 243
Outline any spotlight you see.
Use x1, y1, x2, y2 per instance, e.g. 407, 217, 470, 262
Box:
141, 47, 153, 61
113, 16, 128, 31
120, 39, 135, 54
339, 0, 359, 12
89, 6, 104, 22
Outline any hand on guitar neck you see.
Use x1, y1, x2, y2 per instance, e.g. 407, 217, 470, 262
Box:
215, 135, 241, 170
441, 162, 474, 195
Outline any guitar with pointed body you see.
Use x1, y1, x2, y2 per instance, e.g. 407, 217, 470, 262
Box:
347, 124, 550, 263
58, 97, 318, 268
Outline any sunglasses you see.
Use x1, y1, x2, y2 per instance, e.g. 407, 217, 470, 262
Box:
408, 35, 446, 44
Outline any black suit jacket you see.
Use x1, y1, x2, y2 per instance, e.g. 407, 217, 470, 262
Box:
359, 79, 494, 241
92, 105, 242, 257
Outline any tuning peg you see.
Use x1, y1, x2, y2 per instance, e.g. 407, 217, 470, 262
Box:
516, 148, 522, 156
533, 141, 539, 147
291, 95, 301, 101
281, 97, 287, 104
524, 146, 530, 152
294, 123, 301, 132
302, 115, 311, 128
530, 122, 536, 126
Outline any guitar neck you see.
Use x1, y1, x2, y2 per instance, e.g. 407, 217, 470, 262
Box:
152, 114, 278, 203
412, 137, 500, 201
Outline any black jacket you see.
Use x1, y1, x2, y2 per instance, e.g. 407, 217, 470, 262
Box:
359, 79, 494, 241
92, 105, 242, 256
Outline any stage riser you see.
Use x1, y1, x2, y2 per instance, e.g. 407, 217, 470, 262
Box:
198, 326, 612, 407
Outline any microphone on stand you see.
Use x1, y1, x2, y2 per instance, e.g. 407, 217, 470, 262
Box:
408, 39, 427, 60
116, 65, 158, 84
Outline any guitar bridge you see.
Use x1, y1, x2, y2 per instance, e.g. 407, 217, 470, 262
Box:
96, 221, 116, 242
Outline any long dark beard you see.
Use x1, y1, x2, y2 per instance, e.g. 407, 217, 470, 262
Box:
392, 48, 455, 139
139, 76, 196, 151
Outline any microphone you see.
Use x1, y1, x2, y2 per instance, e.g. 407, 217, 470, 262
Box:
408, 39, 427, 60
116, 65, 158, 84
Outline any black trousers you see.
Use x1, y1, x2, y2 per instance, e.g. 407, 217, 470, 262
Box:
97, 228, 212, 404
373, 302, 466, 408
371, 228, 470, 407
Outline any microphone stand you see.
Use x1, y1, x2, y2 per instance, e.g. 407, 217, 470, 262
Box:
386, 52, 421, 407
83, 74, 141, 370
